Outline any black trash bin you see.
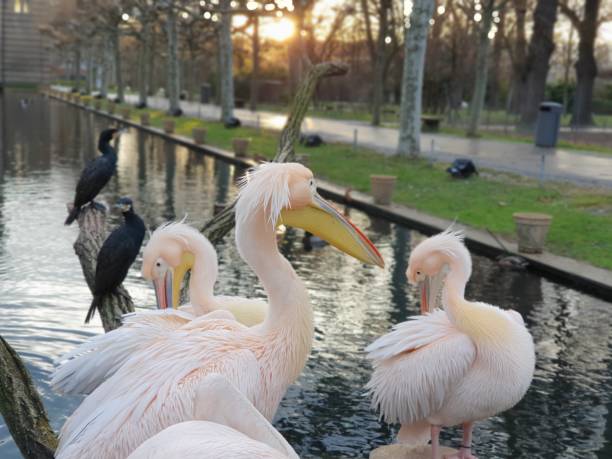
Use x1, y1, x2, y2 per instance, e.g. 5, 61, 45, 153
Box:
200, 84, 212, 104
535, 102, 563, 148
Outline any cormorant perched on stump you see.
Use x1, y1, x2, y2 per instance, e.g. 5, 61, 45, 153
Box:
85, 197, 146, 323
65, 128, 121, 225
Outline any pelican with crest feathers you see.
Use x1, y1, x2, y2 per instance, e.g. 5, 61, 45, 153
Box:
366, 230, 534, 459
52, 221, 269, 396
54, 162, 384, 459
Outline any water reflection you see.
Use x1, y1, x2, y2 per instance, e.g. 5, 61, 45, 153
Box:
0, 93, 611, 459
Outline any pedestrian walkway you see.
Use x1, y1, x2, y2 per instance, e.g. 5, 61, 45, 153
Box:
110, 91, 612, 189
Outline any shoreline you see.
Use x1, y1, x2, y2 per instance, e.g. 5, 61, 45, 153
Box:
46, 91, 612, 302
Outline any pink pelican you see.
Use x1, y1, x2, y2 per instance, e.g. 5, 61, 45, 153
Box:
54, 162, 384, 459
51, 222, 269, 395
366, 230, 534, 459
127, 374, 298, 459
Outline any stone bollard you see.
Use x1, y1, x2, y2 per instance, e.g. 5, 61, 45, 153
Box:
232, 138, 251, 158
140, 112, 150, 126
163, 119, 175, 134
370, 175, 397, 205
513, 212, 552, 254
192, 127, 207, 145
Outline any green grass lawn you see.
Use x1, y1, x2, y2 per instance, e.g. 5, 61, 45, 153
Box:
82, 96, 612, 270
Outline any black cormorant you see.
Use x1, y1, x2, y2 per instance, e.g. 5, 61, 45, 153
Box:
65, 128, 121, 225
85, 197, 146, 323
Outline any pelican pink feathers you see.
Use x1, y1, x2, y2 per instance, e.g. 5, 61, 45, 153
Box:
127, 374, 298, 459
53, 162, 384, 459
366, 230, 535, 459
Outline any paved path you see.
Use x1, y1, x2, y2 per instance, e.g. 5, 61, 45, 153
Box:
110, 91, 612, 188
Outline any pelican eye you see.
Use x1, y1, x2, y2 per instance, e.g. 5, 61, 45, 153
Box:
156, 262, 161, 267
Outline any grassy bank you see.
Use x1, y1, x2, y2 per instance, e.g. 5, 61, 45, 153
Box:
76, 96, 612, 270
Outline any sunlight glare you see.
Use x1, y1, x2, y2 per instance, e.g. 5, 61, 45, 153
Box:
261, 18, 295, 41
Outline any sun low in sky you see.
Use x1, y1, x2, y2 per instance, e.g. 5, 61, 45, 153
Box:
234, 15, 295, 42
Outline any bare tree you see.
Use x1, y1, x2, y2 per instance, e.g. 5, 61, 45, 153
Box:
519, 0, 558, 127
561, 0, 605, 126
361, 0, 392, 126
397, 0, 435, 157
466, 0, 497, 137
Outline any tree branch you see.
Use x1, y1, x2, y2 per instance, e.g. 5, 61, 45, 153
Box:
201, 61, 349, 243
559, 1, 582, 29
72, 205, 135, 332
0, 337, 57, 459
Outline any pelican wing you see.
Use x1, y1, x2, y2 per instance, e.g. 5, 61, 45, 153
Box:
127, 421, 288, 459
52, 308, 243, 397
56, 323, 260, 459
365, 309, 476, 424
214, 295, 268, 327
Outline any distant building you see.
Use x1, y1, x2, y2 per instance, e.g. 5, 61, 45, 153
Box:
0, 0, 53, 86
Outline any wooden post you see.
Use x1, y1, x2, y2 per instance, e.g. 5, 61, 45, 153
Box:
72, 205, 135, 332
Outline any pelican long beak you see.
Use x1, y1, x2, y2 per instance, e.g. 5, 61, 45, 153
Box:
153, 269, 174, 310
279, 193, 385, 267
171, 252, 195, 308
419, 269, 447, 314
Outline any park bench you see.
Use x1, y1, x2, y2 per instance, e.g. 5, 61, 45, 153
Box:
421, 115, 442, 132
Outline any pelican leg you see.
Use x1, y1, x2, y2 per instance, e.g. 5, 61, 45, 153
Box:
431, 425, 441, 459
443, 422, 477, 459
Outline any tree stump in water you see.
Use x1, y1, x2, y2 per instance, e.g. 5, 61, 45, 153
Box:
72, 204, 135, 332
370, 444, 458, 459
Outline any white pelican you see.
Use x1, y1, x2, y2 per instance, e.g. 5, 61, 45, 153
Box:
55, 162, 384, 459
365, 230, 534, 459
127, 374, 298, 459
51, 223, 268, 396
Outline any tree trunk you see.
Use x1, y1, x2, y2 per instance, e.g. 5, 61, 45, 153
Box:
166, 7, 181, 115
519, 0, 558, 128
397, 0, 435, 157
509, 0, 528, 113
72, 205, 135, 332
249, 15, 260, 111
572, 0, 600, 126
73, 47, 81, 90
112, 29, 124, 103
202, 62, 349, 242
100, 40, 110, 98
219, 0, 235, 123
466, 0, 494, 137
0, 337, 57, 459
138, 21, 151, 107
371, 0, 390, 126
85, 48, 94, 94
562, 26, 575, 112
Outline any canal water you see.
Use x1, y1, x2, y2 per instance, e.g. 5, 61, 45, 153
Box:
0, 93, 611, 459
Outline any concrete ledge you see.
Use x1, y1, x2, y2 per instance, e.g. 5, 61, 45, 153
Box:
47, 91, 612, 302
